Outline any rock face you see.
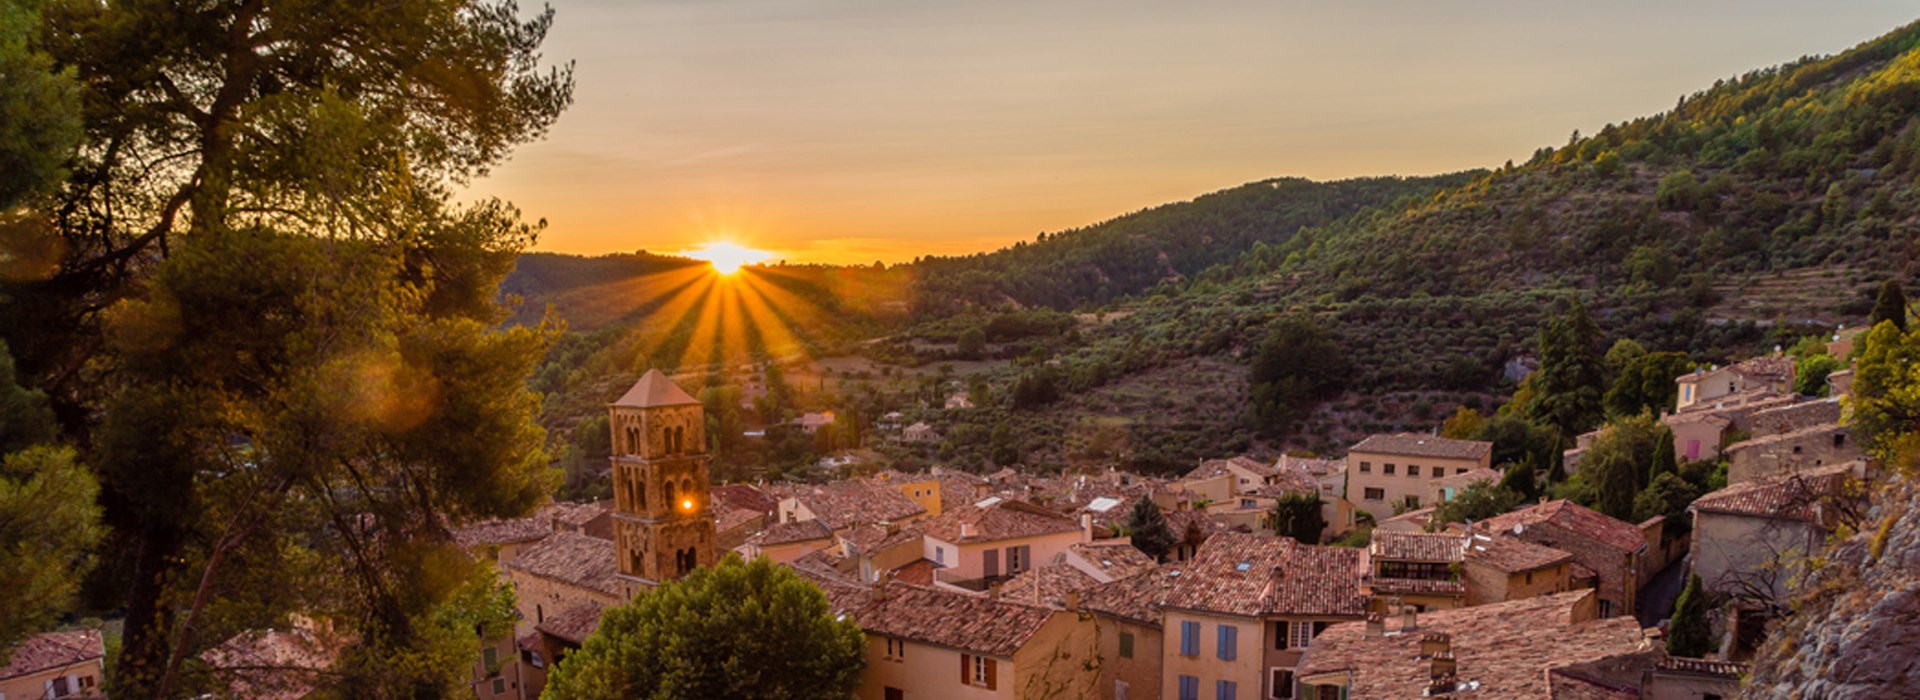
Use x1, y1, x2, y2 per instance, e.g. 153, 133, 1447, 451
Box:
1743, 479, 1920, 698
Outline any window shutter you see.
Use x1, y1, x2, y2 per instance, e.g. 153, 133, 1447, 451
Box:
984, 549, 999, 577
961, 653, 970, 684
985, 658, 998, 690
1218, 625, 1236, 660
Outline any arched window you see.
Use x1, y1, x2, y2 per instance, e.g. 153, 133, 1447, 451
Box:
664, 481, 676, 510
635, 479, 646, 509
681, 478, 694, 507
673, 426, 685, 454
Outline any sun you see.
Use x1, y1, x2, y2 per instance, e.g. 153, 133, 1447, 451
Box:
684, 242, 769, 275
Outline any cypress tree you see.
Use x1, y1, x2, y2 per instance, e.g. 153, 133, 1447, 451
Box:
1127, 496, 1177, 562
1650, 425, 1679, 481
1871, 280, 1908, 332
1668, 573, 1717, 658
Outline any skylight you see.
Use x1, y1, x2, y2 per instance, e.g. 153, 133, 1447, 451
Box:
1235, 561, 1252, 572
1087, 497, 1121, 512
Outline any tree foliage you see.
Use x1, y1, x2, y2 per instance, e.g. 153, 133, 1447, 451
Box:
1667, 573, 1717, 658
1126, 496, 1176, 562
0, 0, 575, 695
1527, 298, 1607, 442
1249, 316, 1350, 433
0, 446, 101, 651
1430, 480, 1524, 527
1605, 351, 1692, 419
1849, 319, 1920, 460
1270, 492, 1325, 545
1568, 413, 1664, 521
1871, 280, 1908, 332
543, 556, 866, 700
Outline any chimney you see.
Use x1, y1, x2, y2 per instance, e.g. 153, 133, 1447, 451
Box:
1364, 613, 1385, 638
1429, 651, 1457, 680
1401, 606, 1418, 633
871, 573, 892, 604
1064, 590, 1081, 612
1081, 513, 1094, 539
961, 522, 977, 539
1419, 632, 1451, 657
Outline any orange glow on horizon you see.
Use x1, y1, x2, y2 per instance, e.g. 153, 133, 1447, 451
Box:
683, 242, 769, 275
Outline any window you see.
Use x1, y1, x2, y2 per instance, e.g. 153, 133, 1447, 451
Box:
1217, 680, 1238, 700
491, 678, 507, 695
1283, 620, 1314, 649
1007, 545, 1031, 574
1242, 499, 1257, 508
1456, 468, 1468, 475
886, 688, 905, 700
482, 646, 498, 670
885, 638, 905, 661
1384, 463, 1395, 475
1363, 487, 1385, 501
1270, 669, 1295, 699
1358, 461, 1371, 473
1599, 600, 1614, 617
1119, 631, 1135, 659
1408, 465, 1420, 477
1217, 624, 1238, 660
1404, 495, 1421, 509
536, 604, 543, 623
935, 546, 946, 565
1179, 675, 1201, 700
51, 677, 71, 698
964, 654, 994, 687
1180, 620, 1201, 656
1526, 571, 1534, 585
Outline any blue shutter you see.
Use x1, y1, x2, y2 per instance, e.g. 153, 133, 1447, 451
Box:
1178, 675, 1199, 700
1217, 625, 1236, 660
1217, 680, 1238, 700
1181, 621, 1199, 656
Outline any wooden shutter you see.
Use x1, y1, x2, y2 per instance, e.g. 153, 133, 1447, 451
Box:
985, 658, 998, 690
960, 653, 970, 684
985, 549, 1000, 577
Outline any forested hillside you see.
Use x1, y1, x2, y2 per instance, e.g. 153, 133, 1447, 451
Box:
907, 175, 1476, 315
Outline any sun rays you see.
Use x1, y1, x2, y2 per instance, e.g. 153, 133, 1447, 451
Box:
683, 242, 769, 275
590, 258, 835, 376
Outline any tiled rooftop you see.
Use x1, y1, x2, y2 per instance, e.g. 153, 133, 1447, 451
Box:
1691, 463, 1857, 521
1299, 590, 1650, 698
1465, 531, 1575, 573
1369, 530, 1466, 563
1349, 433, 1492, 461
712, 483, 778, 515
1070, 542, 1156, 580
998, 563, 1102, 608
506, 529, 620, 595
921, 499, 1081, 544
750, 518, 834, 546
1162, 532, 1367, 618
2, 629, 103, 681
1082, 565, 1181, 625
1477, 500, 1645, 554
537, 602, 605, 645
1368, 576, 1467, 596
611, 369, 701, 408
792, 478, 927, 530
200, 627, 339, 700
451, 515, 551, 549
851, 582, 1058, 657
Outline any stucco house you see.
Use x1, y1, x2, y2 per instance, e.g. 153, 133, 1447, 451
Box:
1364, 530, 1468, 613
1690, 463, 1864, 606
0, 629, 105, 700
1344, 434, 1493, 521
1476, 500, 1647, 618
1158, 532, 1368, 700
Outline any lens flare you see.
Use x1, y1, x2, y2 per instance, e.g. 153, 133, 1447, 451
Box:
684, 242, 768, 275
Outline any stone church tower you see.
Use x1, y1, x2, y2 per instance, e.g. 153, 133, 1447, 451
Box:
608, 369, 717, 598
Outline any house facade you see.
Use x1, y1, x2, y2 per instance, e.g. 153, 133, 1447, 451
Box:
1344, 434, 1493, 522
1476, 500, 1646, 618
0, 630, 105, 700
1690, 464, 1862, 604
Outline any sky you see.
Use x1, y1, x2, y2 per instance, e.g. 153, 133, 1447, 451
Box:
462, 0, 1920, 265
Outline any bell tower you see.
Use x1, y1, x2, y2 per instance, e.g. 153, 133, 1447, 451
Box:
608, 369, 717, 598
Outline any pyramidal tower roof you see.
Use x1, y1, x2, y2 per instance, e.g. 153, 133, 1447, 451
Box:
612, 369, 702, 408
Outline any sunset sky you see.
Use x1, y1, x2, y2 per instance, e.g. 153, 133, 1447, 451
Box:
464, 1, 1918, 265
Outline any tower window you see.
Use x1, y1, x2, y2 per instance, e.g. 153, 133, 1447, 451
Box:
664, 482, 676, 509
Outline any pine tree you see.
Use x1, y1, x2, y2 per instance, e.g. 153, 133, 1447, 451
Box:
1127, 497, 1177, 562
1668, 573, 1717, 658
1270, 493, 1326, 545
1529, 298, 1608, 442
1871, 280, 1908, 332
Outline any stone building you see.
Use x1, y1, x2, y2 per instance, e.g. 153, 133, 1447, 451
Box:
607, 369, 719, 598
1724, 423, 1859, 484
1690, 463, 1863, 605
1476, 500, 1647, 618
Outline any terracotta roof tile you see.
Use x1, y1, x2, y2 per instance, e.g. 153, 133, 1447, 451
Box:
998, 563, 1102, 608
1070, 542, 1156, 580
852, 583, 1057, 657
711, 484, 778, 515
1478, 500, 1645, 554
921, 499, 1081, 544
1082, 566, 1181, 625
451, 515, 551, 549
1691, 463, 1857, 521
201, 628, 340, 700
2, 629, 103, 681
750, 518, 834, 546
537, 602, 605, 645
1369, 531, 1466, 563
891, 558, 938, 587
1162, 532, 1367, 618
506, 530, 620, 595
792, 479, 926, 530
1349, 433, 1492, 461
1465, 532, 1575, 573
1368, 577, 1467, 596
1299, 591, 1649, 698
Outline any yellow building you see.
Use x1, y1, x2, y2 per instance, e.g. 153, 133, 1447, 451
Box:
0, 630, 104, 700
1344, 434, 1492, 522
